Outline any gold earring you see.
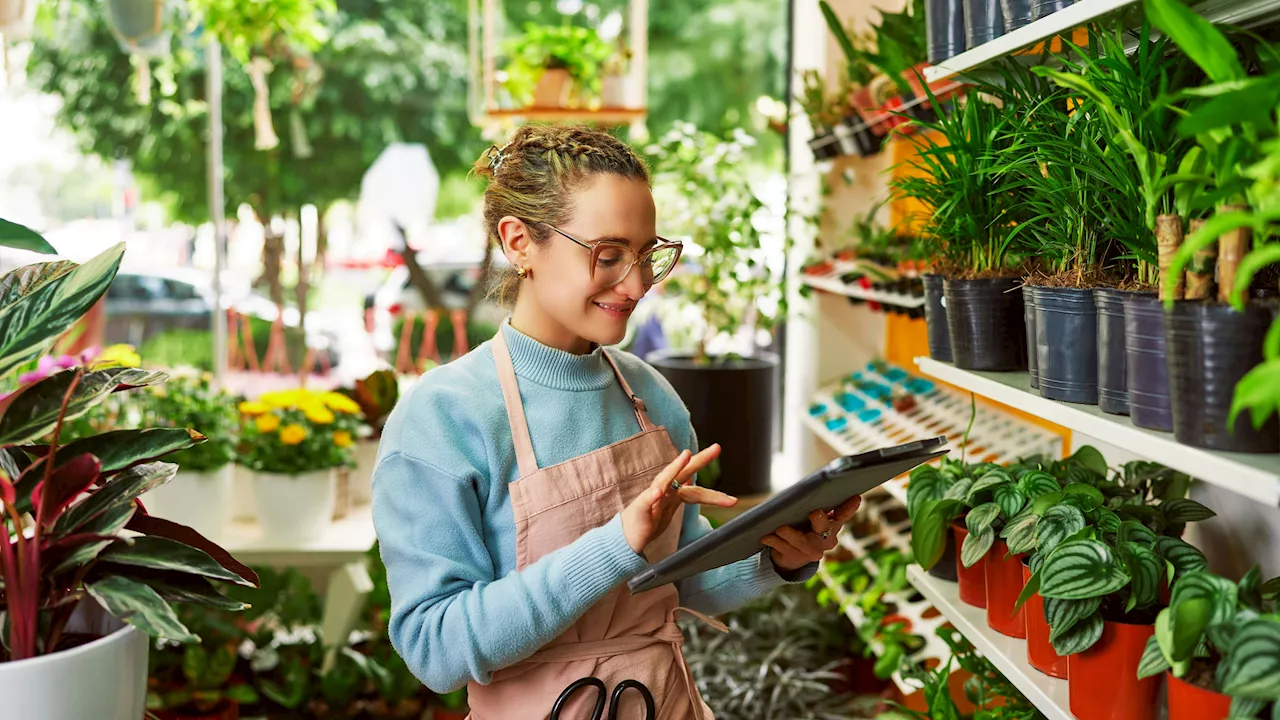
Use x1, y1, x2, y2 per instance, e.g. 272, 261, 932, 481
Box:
516, 266, 529, 279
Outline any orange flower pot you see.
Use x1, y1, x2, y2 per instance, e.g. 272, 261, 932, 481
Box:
1023, 561, 1067, 678
985, 540, 1026, 638
1068, 619, 1160, 720
1167, 672, 1232, 720
951, 521, 987, 608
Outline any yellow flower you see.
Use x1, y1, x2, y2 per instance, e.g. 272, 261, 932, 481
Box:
255, 414, 281, 433
322, 392, 361, 415
333, 430, 354, 448
260, 390, 302, 409
279, 424, 308, 445
304, 404, 335, 425
96, 344, 141, 368
239, 401, 270, 416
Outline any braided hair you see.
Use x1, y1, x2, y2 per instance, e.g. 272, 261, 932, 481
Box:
472, 124, 650, 304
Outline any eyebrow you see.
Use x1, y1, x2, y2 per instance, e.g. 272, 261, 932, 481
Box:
593, 235, 660, 251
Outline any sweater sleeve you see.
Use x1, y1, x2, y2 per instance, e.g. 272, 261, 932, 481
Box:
373, 451, 648, 693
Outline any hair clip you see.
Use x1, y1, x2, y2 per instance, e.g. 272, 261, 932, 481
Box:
487, 140, 515, 172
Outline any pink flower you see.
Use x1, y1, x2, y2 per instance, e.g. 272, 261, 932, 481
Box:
17, 368, 50, 386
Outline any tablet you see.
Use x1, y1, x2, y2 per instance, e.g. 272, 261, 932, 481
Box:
626, 436, 949, 594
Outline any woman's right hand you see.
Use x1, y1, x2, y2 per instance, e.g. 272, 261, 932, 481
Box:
622, 444, 736, 554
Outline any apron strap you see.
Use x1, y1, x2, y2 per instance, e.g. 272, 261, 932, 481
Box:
601, 349, 656, 432
492, 328, 539, 478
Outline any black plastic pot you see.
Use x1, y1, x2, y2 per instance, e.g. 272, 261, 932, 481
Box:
923, 274, 953, 362
648, 351, 779, 496
1166, 302, 1280, 453
1124, 294, 1174, 432
963, 0, 1005, 47
808, 133, 841, 161
1023, 285, 1038, 389
1030, 0, 1072, 20
1033, 286, 1098, 404
928, 526, 959, 582
944, 276, 1027, 371
844, 115, 884, 157
927, 0, 967, 65
1094, 288, 1130, 416
1000, 0, 1033, 32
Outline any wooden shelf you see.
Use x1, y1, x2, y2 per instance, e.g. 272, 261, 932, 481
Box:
482, 107, 647, 125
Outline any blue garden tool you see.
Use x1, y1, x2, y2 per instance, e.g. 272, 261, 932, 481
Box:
550, 677, 656, 719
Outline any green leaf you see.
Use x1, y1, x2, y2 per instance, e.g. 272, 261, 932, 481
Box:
1119, 542, 1164, 611
994, 484, 1027, 520
1138, 634, 1173, 679
1002, 513, 1040, 556
1040, 540, 1132, 600
907, 469, 948, 522
1096, 507, 1122, 534
1221, 618, 1280, 697
1062, 482, 1105, 510
53, 428, 203, 474
0, 368, 167, 447
966, 502, 1002, 535
1031, 491, 1066, 515
0, 261, 76, 310
1238, 566, 1263, 611
1068, 446, 1108, 476
967, 469, 1014, 503
85, 575, 198, 643
1159, 498, 1217, 524
911, 498, 965, 571
1261, 576, 1280, 602
961, 527, 995, 569
1229, 359, 1280, 431
182, 644, 209, 685
1156, 537, 1209, 580
1019, 470, 1062, 499
1230, 696, 1267, 719
1036, 504, 1087, 556
226, 684, 260, 704
1118, 520, 1158, 546
1155, 599, 1213, 671
1231, 243, 1280, 310
1015, 567, 1042, 611
1171, 571, 1239, 632
1045, 595, 1102, 642
98, 536, 254, 587
1143, 0, 1246, 84
1050, 610, 1104, 656
0, 218, 56, 254
140, 575, 247, 612
943, 477, 974, 502
53, 462, 176, 537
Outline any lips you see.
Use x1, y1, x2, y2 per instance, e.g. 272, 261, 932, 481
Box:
594, 301, 635, 318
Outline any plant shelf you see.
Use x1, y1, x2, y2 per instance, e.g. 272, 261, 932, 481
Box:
905, 565, 1075, 720
482, 107, 648, 124
914, 357, 1280, 507
221, 505, 376, 566
801, 264, 926, 309
923, 0, 1280, 82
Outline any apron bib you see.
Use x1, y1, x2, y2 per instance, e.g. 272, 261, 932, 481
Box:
465, 330, 724, 720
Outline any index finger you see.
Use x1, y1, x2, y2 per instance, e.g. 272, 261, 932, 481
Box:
830, 495, 863, 524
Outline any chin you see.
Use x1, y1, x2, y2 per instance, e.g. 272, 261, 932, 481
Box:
580, 317, 628, 348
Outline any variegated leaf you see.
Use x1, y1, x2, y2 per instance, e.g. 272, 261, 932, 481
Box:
1039, 540, 1131, 600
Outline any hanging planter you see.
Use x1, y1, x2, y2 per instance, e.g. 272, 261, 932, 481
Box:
1094, 288, 1130, 415
944, 276, 1028, 371
1033, 286, 1098, 404
1124, 293, 1175, 431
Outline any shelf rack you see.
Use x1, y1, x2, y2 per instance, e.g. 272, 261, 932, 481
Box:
801, 262, 926, 310
914, 358, 1280, 507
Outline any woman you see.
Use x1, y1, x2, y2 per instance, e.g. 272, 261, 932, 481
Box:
372, 124, 863, 719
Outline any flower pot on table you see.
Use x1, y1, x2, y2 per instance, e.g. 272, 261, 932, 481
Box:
1166, 671, 1233, 720
1022, 560, 1066, 678
1124, 293, 1174, 431
944, 276, 1028, 371
350, 437, 380, 506
142, 465, 233, 543
1033, 286, 1098, 404
252, 468, 337, 544
1094, 288, 1130, 415
951, 520, 987, 608
0, 599, 148, 720
984, 540, 1026, 638
923, 274, 952, 362
1067, 618, 1159, 720
231, 463, 257, 522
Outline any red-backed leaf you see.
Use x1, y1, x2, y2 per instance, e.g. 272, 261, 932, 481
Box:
125, 514, 258, 587
46, 534, 122, 576
52, 462, 173, 537
0, 471, 14, 506
32, 454, 101, 529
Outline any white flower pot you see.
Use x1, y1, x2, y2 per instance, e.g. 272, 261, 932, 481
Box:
601, 74, 629, 107
232, 463, 257, 522
350, 439, 380, 506
1, 599, 148, 720
252, 469, 336, 544
142, 465, 233, 543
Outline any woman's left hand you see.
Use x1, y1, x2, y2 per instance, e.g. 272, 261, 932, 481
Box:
760, 495, 863, 572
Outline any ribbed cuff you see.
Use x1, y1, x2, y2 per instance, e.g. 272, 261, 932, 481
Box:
562, 514, 649, 605
772, 556, 820, 584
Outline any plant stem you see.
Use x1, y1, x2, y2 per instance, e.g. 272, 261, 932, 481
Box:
1185, 218, 1216, 300
1156, 216, 1184, 301
1217, 204, 1251, 305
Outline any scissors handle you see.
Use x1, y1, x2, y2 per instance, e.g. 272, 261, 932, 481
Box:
608, 679, 657, 720
550, 676, 606, 720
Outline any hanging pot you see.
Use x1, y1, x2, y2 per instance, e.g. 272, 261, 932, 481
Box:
1031, 0, 1073, 20
1166, 672, 1232, 720
923, 274, 953, 362
1124, 293, 1174, 431
926, 0, 967, 64
951, 520, 987, 608
532, 67, 573, 107
1067, 619, 1160, 720
1166, 301, 1280, 453
927, 524, 959, 582
106, 0, 170, 57
0, 0, 38, 41
1033, 286, 1098, 404
984, 540, 1026, 638
844, 113, 884, 157
1023, 285, 1038, 388
1000, 0, 1033, 32
832, 121, 861, 156
808, 133, 842, 161
252, 469, 337, 544
1095, 288, 1130, 415
944, 276, 1027, 371
963, 0, 1005, 47
1023, 560, 1067, 678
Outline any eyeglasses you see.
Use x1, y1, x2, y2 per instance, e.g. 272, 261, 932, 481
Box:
536, 222, 683, 289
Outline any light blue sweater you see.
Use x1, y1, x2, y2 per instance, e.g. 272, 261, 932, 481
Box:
371, 322, 813, 693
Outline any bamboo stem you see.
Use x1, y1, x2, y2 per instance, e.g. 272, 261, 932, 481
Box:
1217, 204, 1251, 305
1184, 218, 1215, 300
1156, 215, 1184, 301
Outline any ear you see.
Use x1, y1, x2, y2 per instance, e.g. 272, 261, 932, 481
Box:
497, 216, 534, 267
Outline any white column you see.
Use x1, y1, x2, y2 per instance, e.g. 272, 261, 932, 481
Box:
206, 36, 228, 386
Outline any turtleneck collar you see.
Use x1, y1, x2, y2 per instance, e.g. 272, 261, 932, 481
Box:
500, 321, 616, 391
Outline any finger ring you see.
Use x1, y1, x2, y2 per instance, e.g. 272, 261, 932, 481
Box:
820, 529, 831, 540
669, 479, 682, 492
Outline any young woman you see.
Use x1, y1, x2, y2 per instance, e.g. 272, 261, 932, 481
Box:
372, 124, 863, 719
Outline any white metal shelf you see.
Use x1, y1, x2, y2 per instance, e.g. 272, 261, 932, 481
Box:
914, 357, 1280, 507
906, 565, 1074, 720
924, 0, 1280, 82
801, 262, 926, 309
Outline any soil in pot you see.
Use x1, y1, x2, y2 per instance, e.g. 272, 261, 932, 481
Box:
1166, 301, 1280, 453
926, 0, 967, 64
1000, 0, 1032, 31
963, 0, 1005, 46
1023, 285, 1039, 388
1124, 293, 1174, 431
1095, 288, 1130, 415
1067, 618, 1160, 720
923, 274, 953, 362
1022, 560, 1066, 678
1166, 665, 1233, 720
951, 521, 988, 608
927, 526, 959, 582
944, 276, 1027, 371
1030, 0, 1071, 20
984, 540, 1026, 638
1033, 286, 1098, 404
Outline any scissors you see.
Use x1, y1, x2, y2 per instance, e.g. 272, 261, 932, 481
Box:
550, 676, 656, 719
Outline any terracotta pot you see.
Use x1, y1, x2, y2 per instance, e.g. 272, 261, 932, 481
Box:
1068, 619, 1159, 720
951, 521, 987, 608
984, 540, 1026, 637
1023, 561, 1066, 678
1167, 672, 1232, 720
531, 67, 572, 107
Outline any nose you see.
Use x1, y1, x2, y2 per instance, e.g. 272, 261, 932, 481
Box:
614, 264, 647, 300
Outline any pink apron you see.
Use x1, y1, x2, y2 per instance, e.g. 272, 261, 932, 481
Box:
465, 330, 725, 720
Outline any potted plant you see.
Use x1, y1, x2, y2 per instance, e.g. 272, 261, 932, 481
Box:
337, 369, 396, 507
138, 370, 241, 543
644, 123, 785, 497
908, 458, 1003, 605
796, 69, 845, 161
146, 602, 259, 720
817, 3, 884, 157
0, 226, 259, 720
501, 22, 613, 109
237, 388, 361, 544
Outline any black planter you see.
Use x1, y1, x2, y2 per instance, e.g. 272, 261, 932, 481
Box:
944, 276, 1027, 371
927, 526, 959, 582
1023, 285, 1038, 389
927, 0, 967, 64
963, 0, 1005, 47
1124, 294, 1174, 432
1033, 286, 1098, 404
1166, 302, 1280, 453
1031, 0, 1072, 20
1094, 288, 1130, 416
849, 116, 885, 157
648, 351, 779, 496
808, 133, 841, 161
1000, 0, 1033, 32
923, 274, 953, 362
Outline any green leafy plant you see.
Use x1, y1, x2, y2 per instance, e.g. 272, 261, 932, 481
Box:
899, 627, 1046, 720
501, 22, 614, 107
907, 458, 1007, 571
237, 387, 361, 475
146, 602, 260, 714
136, 370, 240, 473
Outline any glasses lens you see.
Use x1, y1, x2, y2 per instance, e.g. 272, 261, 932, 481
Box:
593, 243, 635, 287
641, 246, 680, 285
